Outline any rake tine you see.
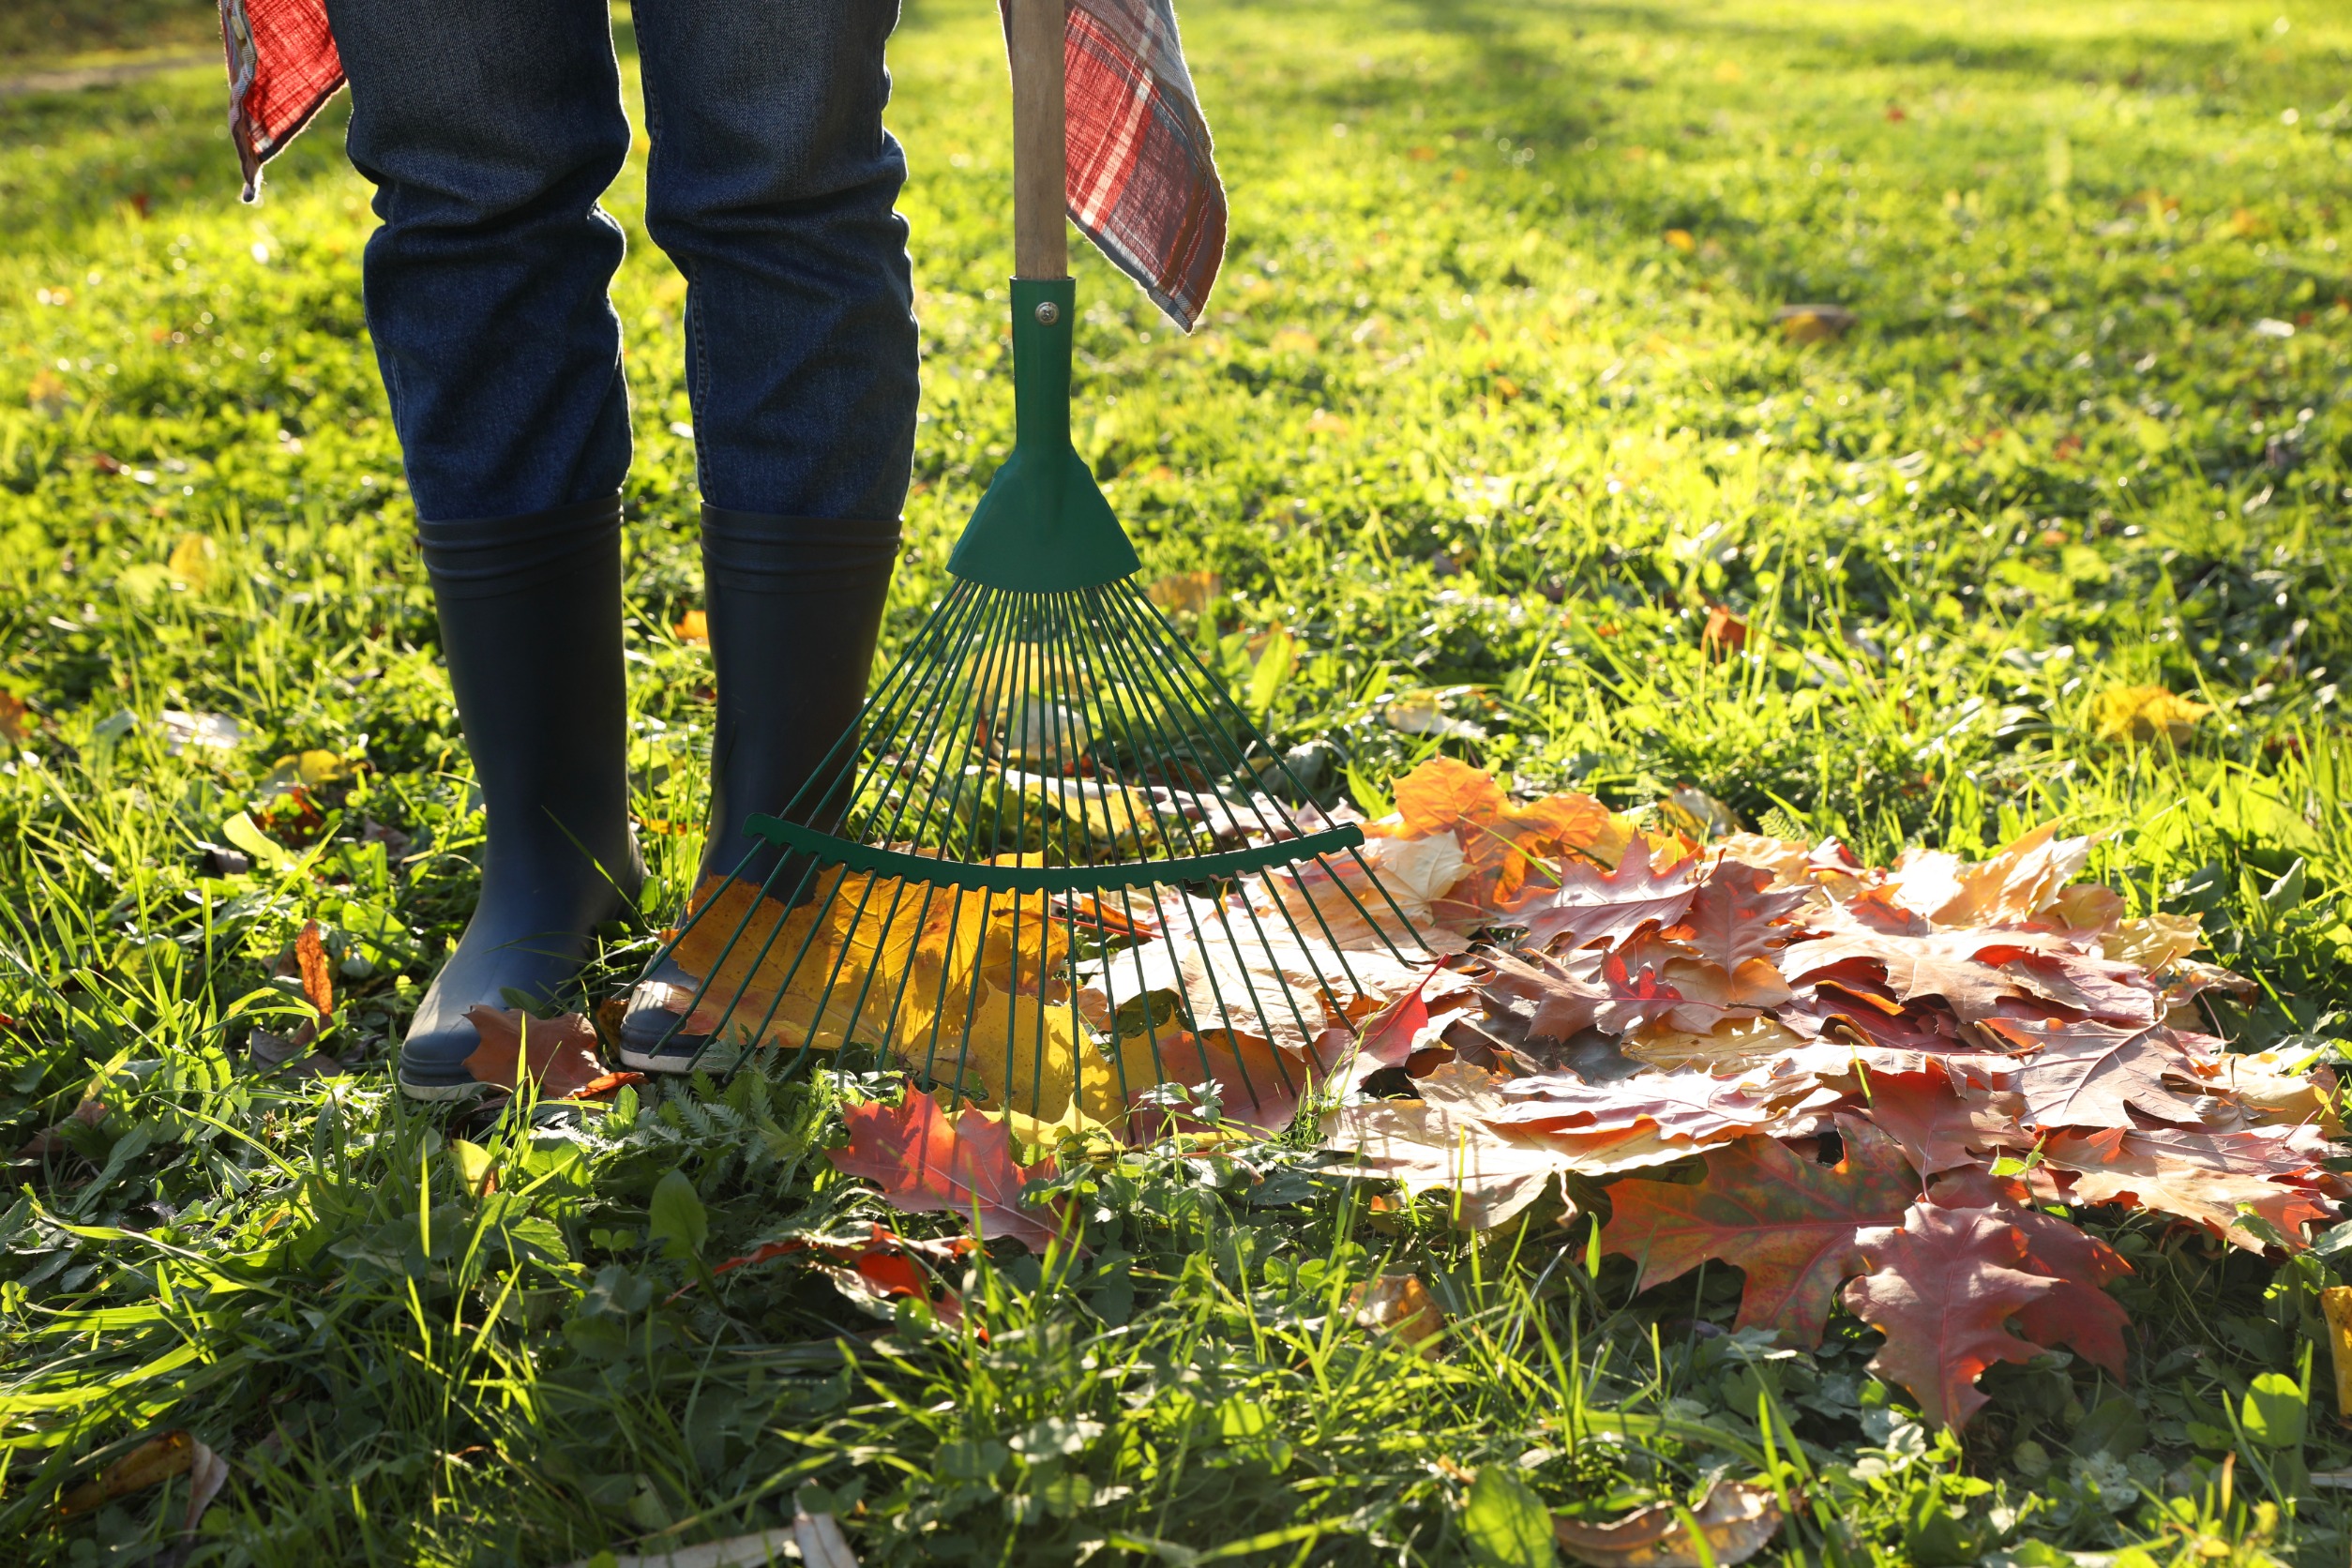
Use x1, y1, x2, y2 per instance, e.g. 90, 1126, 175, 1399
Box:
1097, 579, 1432, 965
712, 583, 1004, 1059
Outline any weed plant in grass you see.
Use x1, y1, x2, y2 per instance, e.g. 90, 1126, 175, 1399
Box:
2, 0, 2350, 1562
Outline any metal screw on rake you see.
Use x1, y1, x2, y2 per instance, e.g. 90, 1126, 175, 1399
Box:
619, 0, 1429, 1126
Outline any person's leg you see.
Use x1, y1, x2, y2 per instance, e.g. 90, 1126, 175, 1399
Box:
324, 0, 644, 1094
617, 0, 918, 1068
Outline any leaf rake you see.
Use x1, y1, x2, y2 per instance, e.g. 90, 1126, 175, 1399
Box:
620, 0, 1429, 1129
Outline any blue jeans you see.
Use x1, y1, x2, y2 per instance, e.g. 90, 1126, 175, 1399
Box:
324, 0, 920, 525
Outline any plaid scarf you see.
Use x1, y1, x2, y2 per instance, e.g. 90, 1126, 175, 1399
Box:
216, 0, 1226, 329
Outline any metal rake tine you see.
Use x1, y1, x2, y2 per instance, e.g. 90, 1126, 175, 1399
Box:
1070, 590, 1288, 1108
1076, 587, 1344, 1040
1093, 580, 1432, 966
713, 584, 1005, 1059
1081, 581, 1374, 1014
822, 582, 1027, 1060
783, 586, 1023, 1065
1044, 592, 1173, 1113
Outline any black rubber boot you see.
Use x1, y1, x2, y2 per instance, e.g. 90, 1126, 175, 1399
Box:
398, 494, 644, 1098
618, 506, 899, 1071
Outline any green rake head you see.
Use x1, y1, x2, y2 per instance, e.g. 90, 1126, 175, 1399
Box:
633, 279, 1429, 1131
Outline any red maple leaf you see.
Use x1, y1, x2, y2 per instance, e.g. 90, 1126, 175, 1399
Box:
1600, 1119, 1921, 1346
1507, 839, 1701, 952
460, 1007, 616, 1100
1674, 860, 1811, 971
830, 1094, 1077, 1252
1842, 1203, 2068, 1430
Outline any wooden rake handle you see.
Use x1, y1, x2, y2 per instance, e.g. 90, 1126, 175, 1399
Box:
1008, 0, 1069, 279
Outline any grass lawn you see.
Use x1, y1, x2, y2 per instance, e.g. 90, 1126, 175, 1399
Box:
5, 0, 2352, 1562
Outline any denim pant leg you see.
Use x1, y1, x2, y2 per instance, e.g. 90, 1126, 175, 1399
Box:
324, 0, 635, 522
630, 0, 920, 523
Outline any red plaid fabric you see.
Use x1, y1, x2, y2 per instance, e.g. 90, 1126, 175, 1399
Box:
218, 0, 1225, 323
1051, 0, 1227, 330
219, 0, 343, 203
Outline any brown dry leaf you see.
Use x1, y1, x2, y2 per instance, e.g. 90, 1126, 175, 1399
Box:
1507, 839, 1700, 952
1775, 304, 1856, 343
1621, 1014, 1809, 1072
1146, 570, 1223, 616
1674, 861, 1809, 970
1862, 1065, 2033, 1174
460, 1007, 612, 1099
2103, 912, 2204, 971
2209, 1048, 2338, 1131
0, 689, 27, 744
1926, 822, 2098, 928
1322, 1063, 1694, 1228
294, 919, 333, 1018
1252, 830, 1471, 953
674, 609, 710, 643
2046, 1129, 2335, 1251
2093, 684, 2209, 746
1349, 1273, 1446, 1357
60, 1430, 196, 1515
1982, 1018, 2214, 1129
1492, 1066, 1835, 1147
1701, 605, 1747, 656
1777, 912, 2076, 1023
1553, 1480, 1783, 1568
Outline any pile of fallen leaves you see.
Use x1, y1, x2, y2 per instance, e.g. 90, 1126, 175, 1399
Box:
1320, 760, 2343, 1430
664, 754, 2341, 1431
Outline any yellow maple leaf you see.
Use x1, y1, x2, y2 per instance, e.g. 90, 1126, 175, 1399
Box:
167, 533, 214, 590
2092, 684, 2208, 746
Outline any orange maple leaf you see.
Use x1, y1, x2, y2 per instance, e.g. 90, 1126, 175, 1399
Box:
1386, 758, 1613, 922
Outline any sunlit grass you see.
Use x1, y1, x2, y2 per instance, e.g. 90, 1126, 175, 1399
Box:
1, 0, 2347, 1561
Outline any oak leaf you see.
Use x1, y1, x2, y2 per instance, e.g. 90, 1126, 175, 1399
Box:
2050, 1136, 2335, 1252
1599, 1119, 1920, 1345
1473, 948, 1613, 1043
1920, 1183, 2133, 1378
1862, 1065, 2032, 1175
1621, 1015, 1809, 1073
1322, 1063, 1696, 1229
1507, 839, 1701, 952
1777, 916, 2073, 1023
1673, 860, 1810, 970
1841, 1203, 2066, 1430
1494, 1066, 1833, 1147
829, 1093, 1075, 1252
1981, 1018, 2213, 1129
